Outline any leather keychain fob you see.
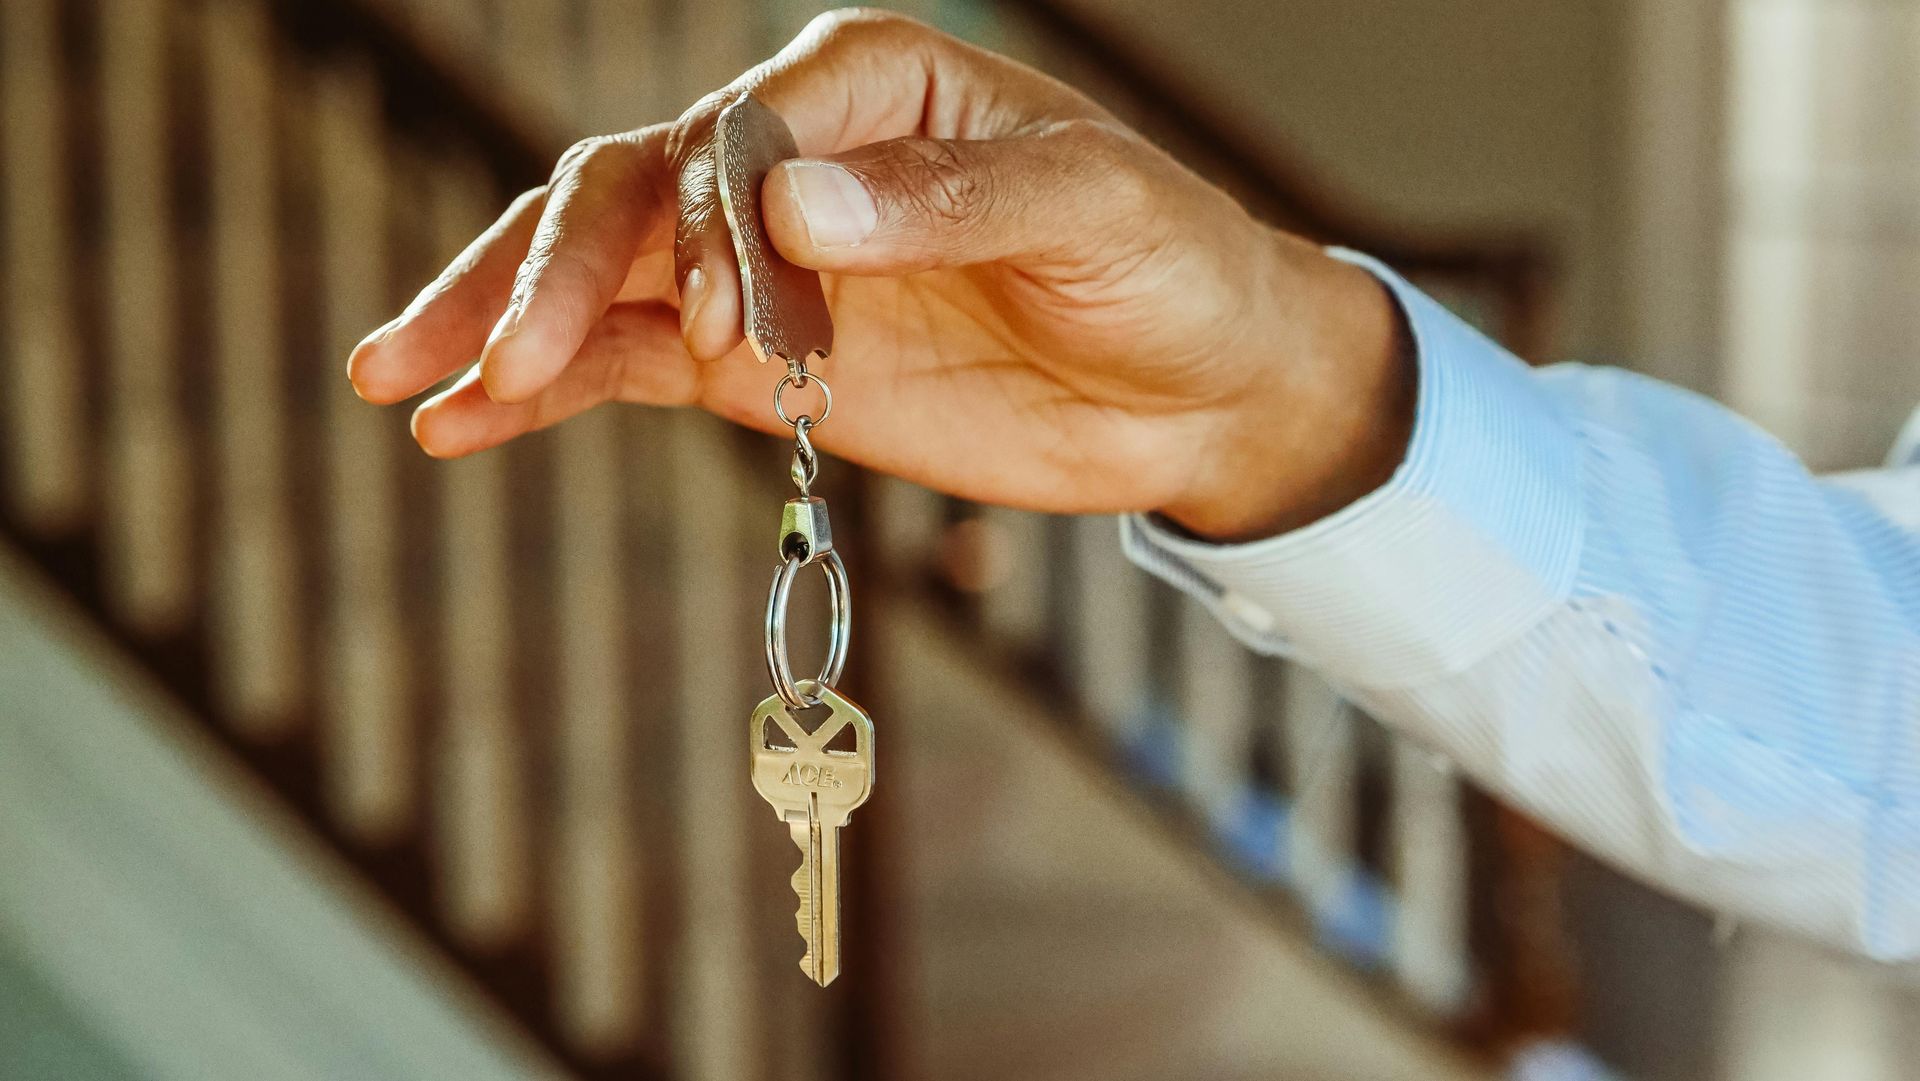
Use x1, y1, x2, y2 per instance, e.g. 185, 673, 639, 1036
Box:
715, 93, 835, 366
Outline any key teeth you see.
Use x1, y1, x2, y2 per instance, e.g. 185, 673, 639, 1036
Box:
790, 833, 832, 986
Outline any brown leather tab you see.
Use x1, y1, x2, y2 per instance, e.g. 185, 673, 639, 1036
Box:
716, 93, 834, 365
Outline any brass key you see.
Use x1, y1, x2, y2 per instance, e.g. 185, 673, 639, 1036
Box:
749, 684, 875, 986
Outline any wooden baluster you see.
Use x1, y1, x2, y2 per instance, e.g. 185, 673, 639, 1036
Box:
99, 0, 193, 634
203, 0, 303, 736
1175, 596, 1255, 829
1723, 0, 1816, 459
871, 477, 946, 574
1069, 516, 1151, 740
550, 405, 645, 1057
0, 0, 87, 533
1389, 739, 1471, 1016
978, 506, 1050, 652
669, 413, 762, 1081
430, 162, 535, 949
620, 405, 680, 1062
312, 63, 415, 845
1283, 668, 1357, 924
1249, 654, 1293, 847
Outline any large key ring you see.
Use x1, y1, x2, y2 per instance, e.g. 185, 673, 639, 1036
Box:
764, 548, 851, 708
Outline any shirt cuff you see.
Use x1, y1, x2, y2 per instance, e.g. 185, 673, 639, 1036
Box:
1121, 248, 1585, 689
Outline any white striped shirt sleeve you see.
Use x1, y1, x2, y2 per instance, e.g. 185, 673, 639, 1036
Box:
1122, 249, 1920, 964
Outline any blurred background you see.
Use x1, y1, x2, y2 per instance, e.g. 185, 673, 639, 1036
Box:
2, 0, 1918, 1079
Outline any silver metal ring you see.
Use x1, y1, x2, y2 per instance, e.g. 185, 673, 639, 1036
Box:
774, 370, 832, 428
764, 549, 851, 708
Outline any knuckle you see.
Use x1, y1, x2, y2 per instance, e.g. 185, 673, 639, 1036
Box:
882, 139, 984, 226
1054, 118, 1131, 168
552, 136, 604, 181
521, 249, 601, 343
805, 7, 921, 49
508, 185, 550, 215
664, 107, 715, 166
545, 244, 606, 297
560, 133, 646, 187
1056, 119, 1154, 210
674, 87, 733, 131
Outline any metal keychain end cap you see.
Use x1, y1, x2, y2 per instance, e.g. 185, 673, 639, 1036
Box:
780, 496, 833, 564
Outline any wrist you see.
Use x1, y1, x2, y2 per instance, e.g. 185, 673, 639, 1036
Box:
1160, 240, 1414, 543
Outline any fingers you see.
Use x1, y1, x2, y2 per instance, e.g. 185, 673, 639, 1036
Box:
348, 187, 546, 405
360, 10, 1102, 410
669, 8, 1104, 359
411, 302, 695, 458
761, 121, 1160, 275
478, 129, 670, 404
671, 134, 746, 362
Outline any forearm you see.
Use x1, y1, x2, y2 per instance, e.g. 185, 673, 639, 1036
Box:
1127, 253, 1920, 961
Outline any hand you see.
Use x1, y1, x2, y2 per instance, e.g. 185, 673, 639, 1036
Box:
346, 8, 1412, 541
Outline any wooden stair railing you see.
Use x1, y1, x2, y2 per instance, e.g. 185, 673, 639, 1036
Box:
0, 0, 1576, 1076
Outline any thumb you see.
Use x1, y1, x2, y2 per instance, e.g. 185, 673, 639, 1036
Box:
762, 120, 1154, 275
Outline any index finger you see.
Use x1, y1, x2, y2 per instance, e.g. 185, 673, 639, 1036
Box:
668, 9, 1104, 360
477, 127, 672, 404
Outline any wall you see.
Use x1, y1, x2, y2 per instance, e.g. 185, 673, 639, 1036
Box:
1065, 0, 1626, 365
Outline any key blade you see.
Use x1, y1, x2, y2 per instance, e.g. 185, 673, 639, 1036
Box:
787, 800, 841, 986
715, 93, 834, 367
